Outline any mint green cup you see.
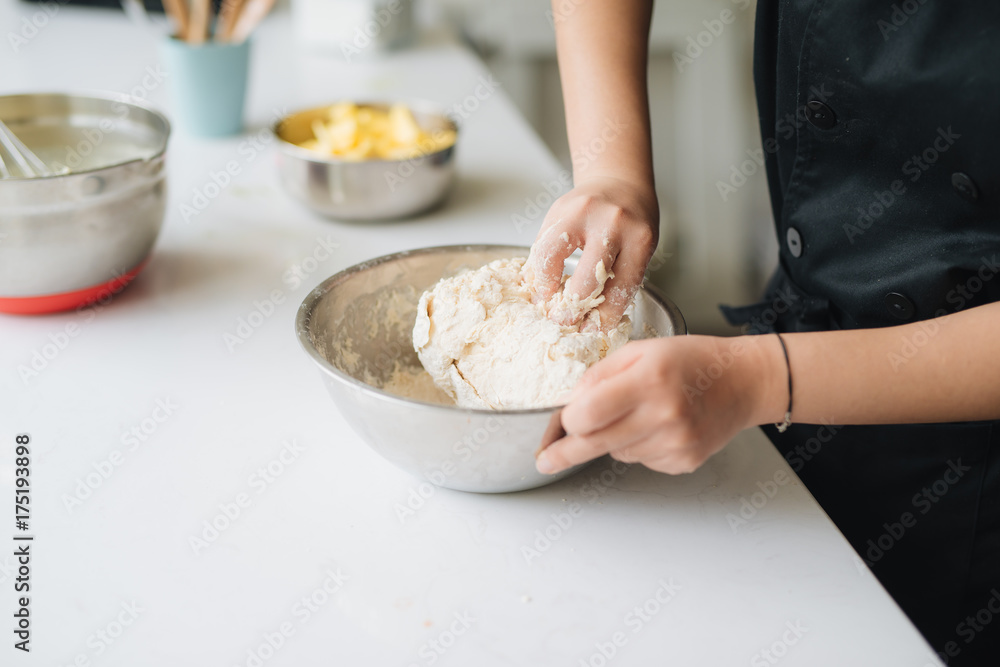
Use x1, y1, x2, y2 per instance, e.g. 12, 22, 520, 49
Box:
159, 37, 250, 137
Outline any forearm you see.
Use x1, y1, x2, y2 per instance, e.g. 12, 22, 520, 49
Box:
539, 302, 1000, 476
553, 0, 655, 186
747, 302, 1000, 426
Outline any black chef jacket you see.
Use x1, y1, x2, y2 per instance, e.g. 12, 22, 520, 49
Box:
721, 1, 1000, 664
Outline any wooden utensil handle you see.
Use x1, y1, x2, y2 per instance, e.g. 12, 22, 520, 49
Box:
162, 0, 190, 41
217, 0, 248, 43
188, 0, 212, 44
228, 0, 275, 44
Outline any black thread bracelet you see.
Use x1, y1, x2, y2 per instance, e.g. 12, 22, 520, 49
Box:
775, 333, 793, 433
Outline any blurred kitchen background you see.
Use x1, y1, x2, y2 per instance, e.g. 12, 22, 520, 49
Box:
448, 0, 776, 334
11, 0, 775, 334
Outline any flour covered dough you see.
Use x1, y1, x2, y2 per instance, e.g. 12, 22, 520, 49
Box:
413, 257, 631, 410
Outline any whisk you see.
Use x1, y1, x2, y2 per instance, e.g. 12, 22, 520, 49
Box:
0, 119, 55, 179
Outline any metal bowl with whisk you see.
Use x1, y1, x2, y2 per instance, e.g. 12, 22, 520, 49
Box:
0, 92, 170, 315
295, 244, 687, 494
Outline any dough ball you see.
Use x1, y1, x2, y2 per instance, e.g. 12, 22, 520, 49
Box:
413, 257, 631, 410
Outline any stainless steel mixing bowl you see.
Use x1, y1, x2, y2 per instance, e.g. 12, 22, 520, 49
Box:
0, 92, 170, 314
273, 102, 457, 221
295, 245, 687, 493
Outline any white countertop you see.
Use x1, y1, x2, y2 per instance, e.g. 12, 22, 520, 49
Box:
0, 5, 940, 666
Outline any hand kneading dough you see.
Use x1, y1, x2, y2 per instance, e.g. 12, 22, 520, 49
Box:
413, 257, 631, 410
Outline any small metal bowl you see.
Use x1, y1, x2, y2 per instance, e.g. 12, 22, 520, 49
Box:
295, 245, 687, 494
0, 92, 170, 315
273, 101, 457, 221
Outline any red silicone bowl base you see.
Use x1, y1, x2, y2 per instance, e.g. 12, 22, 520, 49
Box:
0, 259, 150, 315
